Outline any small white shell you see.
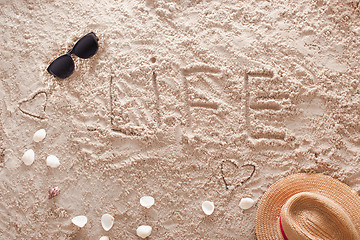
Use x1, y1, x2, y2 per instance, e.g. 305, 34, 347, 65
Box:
136, 225, 152, 239
46, 155, 60, 168
72, 215, 88, 228
239, 197, 255, 210
99, 236, 109, 240
140, 196, 155, 208
101, 214, 114, 231
22, 149, 35, 166
33, 129, 46, 142
202, 201, 215, 215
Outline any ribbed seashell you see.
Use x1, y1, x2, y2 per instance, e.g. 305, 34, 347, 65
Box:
48, 186, 60, 199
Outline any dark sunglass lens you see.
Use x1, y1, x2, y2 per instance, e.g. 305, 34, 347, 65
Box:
47, 55, 75, 79
72, 33, 99, 59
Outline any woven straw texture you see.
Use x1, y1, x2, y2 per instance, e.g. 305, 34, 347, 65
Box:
255, 173, 360, 240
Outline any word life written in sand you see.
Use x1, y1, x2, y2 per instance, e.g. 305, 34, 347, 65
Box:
109, 62, 293, 148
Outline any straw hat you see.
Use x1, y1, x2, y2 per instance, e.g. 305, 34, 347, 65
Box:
255, 173, 360, 240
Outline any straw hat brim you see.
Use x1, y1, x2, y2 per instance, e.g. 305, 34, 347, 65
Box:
255, 173, 360, 240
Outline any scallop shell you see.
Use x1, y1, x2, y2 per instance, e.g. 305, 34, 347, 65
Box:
101, 214, 114, 231
202, 201, 215, 215
33, 129, 46, 142
140, 196, 155, 208
22, 149, 35, 166
46, 155, 60, 168
239, 197, 255, 210
136, 225, 152, 239
72, 215, 88, 228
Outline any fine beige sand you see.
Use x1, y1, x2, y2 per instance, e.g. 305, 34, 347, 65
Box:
1, 0, 360, 239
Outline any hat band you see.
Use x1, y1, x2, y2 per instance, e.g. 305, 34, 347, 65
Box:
279, 217, 288, 240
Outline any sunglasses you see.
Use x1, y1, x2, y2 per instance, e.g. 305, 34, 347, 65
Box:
47, 32, 99, 79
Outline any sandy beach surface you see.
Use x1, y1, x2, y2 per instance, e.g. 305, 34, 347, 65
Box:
1, 0, 360, 239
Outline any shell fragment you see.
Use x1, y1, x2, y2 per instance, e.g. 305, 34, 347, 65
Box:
33, 129, 46, 142
99, 236, 109, 240
72, 215, 88, 228
101, 214, 114, 231
239, 197, 255, 210
140, 196, 155, 208
202, 201, 215, 215
136, 225, 152, 238
46, 155, 60, 168
22, 149, 35, 166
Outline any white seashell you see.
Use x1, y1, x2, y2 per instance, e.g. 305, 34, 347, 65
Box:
99, 237, 109, 240
239, 197, 255, 210
72, 215, 88, 228
202, 201, 215, 215
22, 149, 35, 166
136, 225, 152, 239
46, 155, 60, 168
33, 129, 46, 142
140, 196, 155, 208
101, 214, 114, 231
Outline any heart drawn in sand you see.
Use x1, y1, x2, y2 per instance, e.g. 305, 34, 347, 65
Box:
220, 159, 256, 190
18, 91, 47, 119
